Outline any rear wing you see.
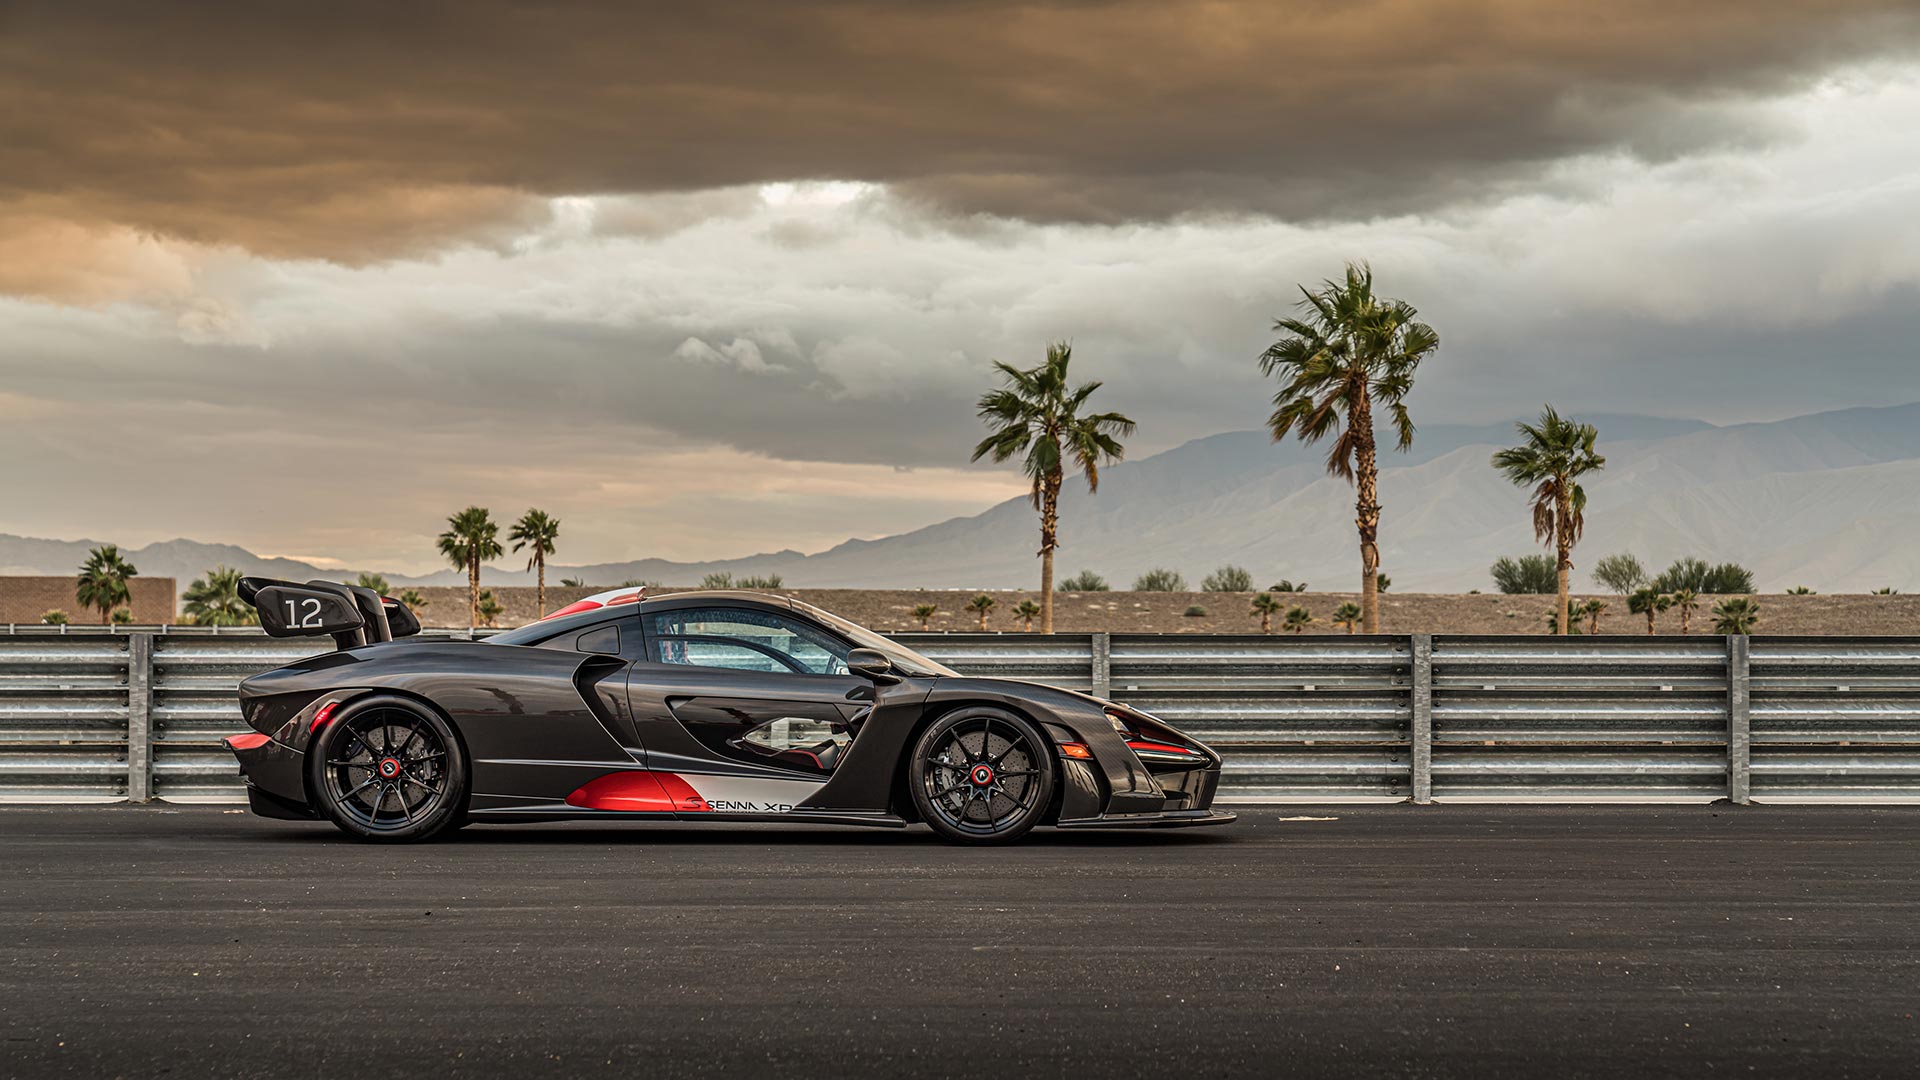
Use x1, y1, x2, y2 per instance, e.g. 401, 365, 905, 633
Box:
238, 577, 422, 649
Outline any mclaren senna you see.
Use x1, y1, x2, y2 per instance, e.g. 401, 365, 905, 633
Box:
224, 579, 1234, 844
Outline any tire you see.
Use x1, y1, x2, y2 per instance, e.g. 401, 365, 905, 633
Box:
306, 694, 468, 843
909, 707, 1055, 844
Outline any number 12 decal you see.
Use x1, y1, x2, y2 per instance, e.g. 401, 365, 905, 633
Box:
284, 597, 323, 628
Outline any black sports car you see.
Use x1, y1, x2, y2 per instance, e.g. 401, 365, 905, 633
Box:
225, 579, 1234, 844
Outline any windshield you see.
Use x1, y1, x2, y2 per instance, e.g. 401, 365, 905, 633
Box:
796, 600, 959, 678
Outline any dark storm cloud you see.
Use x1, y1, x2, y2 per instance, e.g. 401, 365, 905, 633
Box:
3, 0, 1918, 265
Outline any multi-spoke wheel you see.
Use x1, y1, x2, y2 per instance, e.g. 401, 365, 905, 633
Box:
909, 708, 1055, 844
306, 695, 467, 842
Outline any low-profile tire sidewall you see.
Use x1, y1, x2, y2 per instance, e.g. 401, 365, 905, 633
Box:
910, 707, 1055, 845
306, 695, 468, 843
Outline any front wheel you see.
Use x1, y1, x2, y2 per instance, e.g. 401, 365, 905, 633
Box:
909, 708, 1055, 844
306, 695, 467, 843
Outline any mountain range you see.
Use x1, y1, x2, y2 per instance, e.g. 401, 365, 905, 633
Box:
6, 402, 1919, 594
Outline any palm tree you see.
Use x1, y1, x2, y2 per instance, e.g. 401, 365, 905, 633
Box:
1627, 588, 1671, 634
1582, 598, 1607, 634
1492, 405, 1605, 636
1013, 599, 1042, 631
436, 506, 503, 631
912, 603, 938, 630
76, 545, 137, 625
1259, 263, 1439, 633
510, 509, 562, 618
1671, 589, 1699, 634
972, 343, 1135, 634
183, 565, 257, 626
352, 572, 391, 594
966, 594, 997, 631
476, 589, 504, 628
1713, 597, 1760, 635
1332, 602, 1362, 633
1250, 592, 1283, 634
1282, 606, 1313, 634
398, 588, 428, 613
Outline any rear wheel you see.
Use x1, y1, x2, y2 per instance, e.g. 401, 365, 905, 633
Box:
909, 708, 1054, 844
307, 695, 467, 843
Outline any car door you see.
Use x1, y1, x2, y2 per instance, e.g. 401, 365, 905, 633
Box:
624, 604, 873, 814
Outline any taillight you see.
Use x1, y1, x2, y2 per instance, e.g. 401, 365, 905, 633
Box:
309, 700, 341, 734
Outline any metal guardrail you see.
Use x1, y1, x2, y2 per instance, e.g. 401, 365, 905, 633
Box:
2, 628, 1918, 805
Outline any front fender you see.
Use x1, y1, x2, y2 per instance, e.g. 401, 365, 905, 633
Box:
921, 677, 1166, 815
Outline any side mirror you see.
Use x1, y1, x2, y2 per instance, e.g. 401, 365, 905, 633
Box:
846, 648, 901, 685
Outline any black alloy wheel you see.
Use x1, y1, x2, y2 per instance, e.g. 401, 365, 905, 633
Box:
910, 707, 1055, 844
307, 695, 467, 842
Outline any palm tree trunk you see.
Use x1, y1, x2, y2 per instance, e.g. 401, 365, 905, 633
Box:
536, 554, 546, 618
467, 555, 479, 631
1555, 488, 1573, 635
1038, 472, 1061, 634
1352, 388, 1382, 633
1261, 612, 1271, 634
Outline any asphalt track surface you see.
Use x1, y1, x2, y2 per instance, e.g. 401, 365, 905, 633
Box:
3, 806, 1917, 1079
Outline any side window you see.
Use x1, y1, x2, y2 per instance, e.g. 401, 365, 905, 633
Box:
574, 624, 621, 656
645, 608, 850, 675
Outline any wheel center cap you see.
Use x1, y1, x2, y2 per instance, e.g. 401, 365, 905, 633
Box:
970, 764, 995, 786
378, 757, 401, 779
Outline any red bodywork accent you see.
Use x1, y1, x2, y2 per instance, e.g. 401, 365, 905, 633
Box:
653, 772, 709, 812
309, 700, 341, 734
541, 599, 605, 622
605, 591, 642, 607
565, 771, 710, 813
1126, 740, 1200, 756
225, 732, 271, 751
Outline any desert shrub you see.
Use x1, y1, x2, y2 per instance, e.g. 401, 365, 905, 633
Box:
1182, 604, 1207, 617
41, 610, 69, 625
1057, 570, 1110, 591
700, 572, 734, 589
737, 574, 784, 589
1651, 558, 1755, 595
1591, 553, 1647, 594
1201, 565, 1254, 592
1133, 568, 1187, 592
1491, 554, 1557, 595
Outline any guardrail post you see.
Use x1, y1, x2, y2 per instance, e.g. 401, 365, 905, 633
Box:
1411, 634, 1433, 804
126, 632, 154, 803
1727, 634, 1751, 805
1090, 633, 1111, 699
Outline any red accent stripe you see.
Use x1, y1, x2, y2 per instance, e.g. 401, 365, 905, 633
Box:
1126, 740, 1199, 756
226, 732, 271, 751
565, 771, 676, 811
604, 591, 642, 607
309, 700, 341, 734
540, 599, 605, 622
564, 770, 711, 813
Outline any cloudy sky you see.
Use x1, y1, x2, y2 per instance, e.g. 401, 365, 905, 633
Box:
4, 1, 1920, 574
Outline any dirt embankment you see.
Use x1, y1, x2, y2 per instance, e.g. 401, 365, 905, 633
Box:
404, 584, 1920, 636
